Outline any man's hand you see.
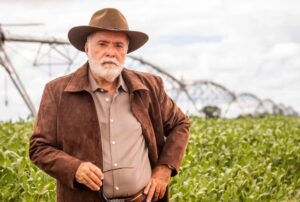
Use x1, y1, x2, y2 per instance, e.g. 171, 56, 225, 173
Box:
75, 162, 104, 191
144, 165, 172, 202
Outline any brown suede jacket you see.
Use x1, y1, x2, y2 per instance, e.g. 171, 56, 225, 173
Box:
29, 63, 190, 202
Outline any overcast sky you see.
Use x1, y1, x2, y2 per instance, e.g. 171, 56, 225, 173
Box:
0, 0, 299, 120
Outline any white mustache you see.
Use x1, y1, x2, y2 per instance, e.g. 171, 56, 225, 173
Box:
101, 58, 120, 66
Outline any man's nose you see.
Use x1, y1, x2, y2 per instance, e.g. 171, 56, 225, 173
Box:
105, 46, 116, 57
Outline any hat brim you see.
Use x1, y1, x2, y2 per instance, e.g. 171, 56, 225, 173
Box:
68, 26, 148, 53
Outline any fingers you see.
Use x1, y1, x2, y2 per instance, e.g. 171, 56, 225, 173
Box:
92, 165, 104, 180
144, 165, 172, 201
144, 180, 151, 195
82, 172, 101, 191
86, 169, 102, 187
159, 186, 166, 199
146, 179, 156, 202
153, 185, 161, 201
75, 162, 104, 191
144, 179, 165, 202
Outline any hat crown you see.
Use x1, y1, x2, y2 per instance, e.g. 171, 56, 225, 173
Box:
68, 8, 148, 53
89, 8, 129, 31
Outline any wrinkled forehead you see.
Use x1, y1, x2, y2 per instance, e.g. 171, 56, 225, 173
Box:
87, 31, 129, 43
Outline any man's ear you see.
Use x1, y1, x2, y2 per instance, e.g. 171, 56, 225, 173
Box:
84, 42, 89, 55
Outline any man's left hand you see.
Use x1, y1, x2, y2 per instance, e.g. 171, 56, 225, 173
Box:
144, 165, 172, 202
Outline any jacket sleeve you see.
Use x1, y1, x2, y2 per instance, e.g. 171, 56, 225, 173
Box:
156, 77, 190, 176
29, 84, 82, 189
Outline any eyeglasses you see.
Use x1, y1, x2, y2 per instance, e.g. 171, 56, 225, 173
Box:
99, 166, 134, 202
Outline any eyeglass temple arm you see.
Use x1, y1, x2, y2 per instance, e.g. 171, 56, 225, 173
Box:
103, 166, 134, 173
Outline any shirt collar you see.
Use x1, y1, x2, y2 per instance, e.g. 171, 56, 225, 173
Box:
88, 69, 128, 93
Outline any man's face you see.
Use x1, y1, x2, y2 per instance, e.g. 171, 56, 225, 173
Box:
85, 31, 129, 82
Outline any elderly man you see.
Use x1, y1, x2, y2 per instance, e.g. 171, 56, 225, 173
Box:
29, 8, 189, 202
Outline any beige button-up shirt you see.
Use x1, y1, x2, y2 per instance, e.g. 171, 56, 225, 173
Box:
88, 70, 152, 198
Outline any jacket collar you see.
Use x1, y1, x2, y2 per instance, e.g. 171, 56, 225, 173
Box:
122, 68, 149, 93
64, 62, 149, 93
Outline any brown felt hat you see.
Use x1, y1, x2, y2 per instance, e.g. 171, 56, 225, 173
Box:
68, 8, 148, 53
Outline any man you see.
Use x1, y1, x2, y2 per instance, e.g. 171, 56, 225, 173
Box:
29, 8, 189, 202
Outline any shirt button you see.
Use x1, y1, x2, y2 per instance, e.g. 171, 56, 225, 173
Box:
110, 119, 114, 123
105, 98, 110, 102
114, 163, 118, 167
115, 186, 119, 191
112, 141, 116, 145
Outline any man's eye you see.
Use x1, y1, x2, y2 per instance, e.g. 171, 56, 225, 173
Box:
116, 44, 124, 49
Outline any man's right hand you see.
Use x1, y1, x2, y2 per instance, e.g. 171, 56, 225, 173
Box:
75, 162, 104, 191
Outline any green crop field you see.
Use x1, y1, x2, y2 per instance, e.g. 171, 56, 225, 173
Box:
1, 116, 300, 201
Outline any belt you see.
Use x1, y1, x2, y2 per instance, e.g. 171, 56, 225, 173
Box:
100, 190, 146, 202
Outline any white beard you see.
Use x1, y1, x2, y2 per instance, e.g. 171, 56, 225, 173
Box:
88, 53, 124, 83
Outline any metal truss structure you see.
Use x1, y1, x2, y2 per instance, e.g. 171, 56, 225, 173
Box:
0, 25, 298, 119
126, 57, 298, 117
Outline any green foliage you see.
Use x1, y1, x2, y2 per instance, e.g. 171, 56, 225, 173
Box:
170, 116, 300, 201
0, 121, 55, 202
1, 116, 300, 201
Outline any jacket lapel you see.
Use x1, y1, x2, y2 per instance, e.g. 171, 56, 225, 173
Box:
122, 69, 158, 165
64, 62, 92, 93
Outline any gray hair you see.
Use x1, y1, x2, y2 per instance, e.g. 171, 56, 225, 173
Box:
86, 33, 94, 42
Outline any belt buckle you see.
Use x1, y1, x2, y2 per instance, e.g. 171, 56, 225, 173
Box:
98, 188, 144, 202
129, 192, 143, 201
